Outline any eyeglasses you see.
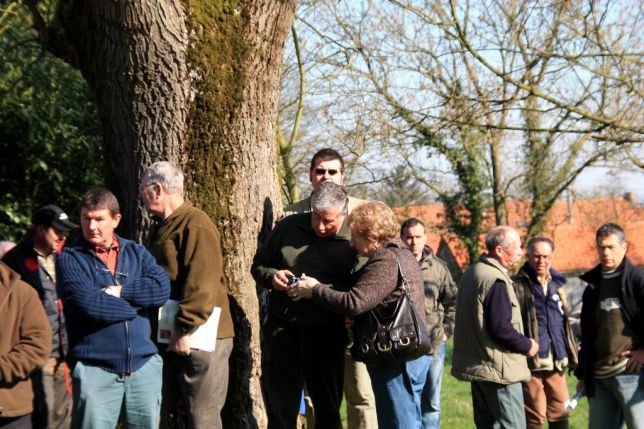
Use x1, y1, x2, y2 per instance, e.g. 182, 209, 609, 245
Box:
95, 260, 128, 285
314, 168, 340, 176
139, 183, 157, 194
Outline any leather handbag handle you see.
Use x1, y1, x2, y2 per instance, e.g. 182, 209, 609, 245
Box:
389, 249, 412, 298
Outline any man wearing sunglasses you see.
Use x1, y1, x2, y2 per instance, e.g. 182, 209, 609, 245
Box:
283, 148, 365, 218
282, 149, 376, 429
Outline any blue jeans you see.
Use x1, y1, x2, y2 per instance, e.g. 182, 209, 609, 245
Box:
71, 354, 162, 429
421, 341, 446, 429
367, 354, 430, 429
589, 371, 644, 429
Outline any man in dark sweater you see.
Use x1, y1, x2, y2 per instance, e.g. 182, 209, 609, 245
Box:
401, 217, 457, 429
252, 182, 360, 429
283, 148, 376, 429
3, 205, 76, 429
576, 223, 644, 429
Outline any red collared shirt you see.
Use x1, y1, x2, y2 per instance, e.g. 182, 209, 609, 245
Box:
96, 235, 120, 276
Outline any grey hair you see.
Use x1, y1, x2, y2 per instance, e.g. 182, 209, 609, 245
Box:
311, 182, 348, 213
596, 223, 626, 244
142, 161, 184, 196
485, 225, 518, 252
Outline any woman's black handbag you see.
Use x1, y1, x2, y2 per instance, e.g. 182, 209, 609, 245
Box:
350, 250, 432, 367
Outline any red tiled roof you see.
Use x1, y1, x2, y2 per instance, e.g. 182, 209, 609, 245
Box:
396, 198, 644, 273
396, 205, 445, 226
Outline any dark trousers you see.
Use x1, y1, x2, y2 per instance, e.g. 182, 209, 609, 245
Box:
262, 317, 346, 429
0, 415, 31, 429
32, 358, 72, 429
160, 338, 234, 429
471, 380, 527, 429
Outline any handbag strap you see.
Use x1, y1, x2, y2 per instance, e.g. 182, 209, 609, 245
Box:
389, 248, 413, 298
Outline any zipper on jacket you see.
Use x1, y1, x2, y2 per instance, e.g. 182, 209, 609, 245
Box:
125, 320, 132, 373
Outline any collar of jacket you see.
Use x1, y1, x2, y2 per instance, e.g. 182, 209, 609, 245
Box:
520, 262, 567, 288
0, 262, 20, 291
382, 237, 408, 252
420, 245, 434, 263
580, 257, 630, 290
0, 263, 20, 310
159, 200, 193, 225
478, 253, 508, 273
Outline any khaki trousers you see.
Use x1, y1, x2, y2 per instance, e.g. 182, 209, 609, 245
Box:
522, 371, 569, 429
344, 351, 378, 429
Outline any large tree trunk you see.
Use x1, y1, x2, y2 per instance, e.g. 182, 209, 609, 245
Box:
35, 0, 297, 426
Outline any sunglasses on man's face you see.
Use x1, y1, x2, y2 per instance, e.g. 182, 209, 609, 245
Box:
314, 168, 340, 176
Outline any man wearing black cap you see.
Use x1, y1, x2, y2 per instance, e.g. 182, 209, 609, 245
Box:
2, 204, 77, 429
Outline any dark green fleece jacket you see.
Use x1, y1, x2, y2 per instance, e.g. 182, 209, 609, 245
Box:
251, 212, 360, 326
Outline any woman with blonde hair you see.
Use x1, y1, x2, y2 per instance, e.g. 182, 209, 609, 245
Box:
290, 201, 430, 429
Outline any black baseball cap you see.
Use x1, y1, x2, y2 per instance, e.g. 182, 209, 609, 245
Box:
33, 205, 77, 232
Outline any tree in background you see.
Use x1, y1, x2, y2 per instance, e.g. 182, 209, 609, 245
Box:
280, 0, 643, 261
18, 0, 297, 425
372, 164, 430, 208
277, 25, 305, 205
0, 2, 102, 240
276, 1, 414, 203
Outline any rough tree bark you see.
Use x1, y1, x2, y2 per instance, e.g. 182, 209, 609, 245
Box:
26, 0, 298, 426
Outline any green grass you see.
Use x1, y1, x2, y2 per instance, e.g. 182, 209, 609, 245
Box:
440, 339, 589, 428
342, 339, 589, 428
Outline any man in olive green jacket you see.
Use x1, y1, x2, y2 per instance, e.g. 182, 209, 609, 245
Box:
401, 218, 456, 429
141, 161, 234, 429
253, 182, 360, 429
282, 148, 366, 218
452, 226, 538, 429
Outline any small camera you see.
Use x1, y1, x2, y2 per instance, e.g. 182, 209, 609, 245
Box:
287, 274, 300, 286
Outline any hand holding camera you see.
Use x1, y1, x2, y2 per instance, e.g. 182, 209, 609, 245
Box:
287, 274, 300, 286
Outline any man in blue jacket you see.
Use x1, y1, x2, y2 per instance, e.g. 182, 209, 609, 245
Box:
56, 188, 170, 429
513, 237, 577, 429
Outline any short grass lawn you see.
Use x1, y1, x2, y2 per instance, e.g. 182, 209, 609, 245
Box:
341, 338, 589, 428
